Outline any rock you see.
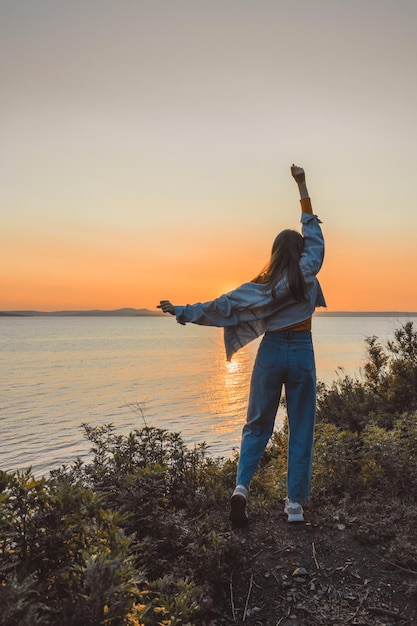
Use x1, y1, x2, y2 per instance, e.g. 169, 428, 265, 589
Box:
342, 592, 356, 600
292, 567, 309, 577
245, 607, 261, 618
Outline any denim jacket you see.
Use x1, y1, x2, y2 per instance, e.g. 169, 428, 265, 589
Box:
174, 212, 326, 360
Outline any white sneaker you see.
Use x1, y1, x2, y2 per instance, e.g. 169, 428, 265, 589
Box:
230, 485, 249, 529
284, 497, 304, 522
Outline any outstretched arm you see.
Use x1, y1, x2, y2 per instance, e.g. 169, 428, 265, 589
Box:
291, 163, 313, 214
158, 300, 175, 315
158, 299, 188, 324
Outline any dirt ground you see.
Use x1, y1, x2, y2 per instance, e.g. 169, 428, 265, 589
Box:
215, 503, 417, 626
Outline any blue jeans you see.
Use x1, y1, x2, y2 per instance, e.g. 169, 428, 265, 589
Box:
236, 330, 316, 502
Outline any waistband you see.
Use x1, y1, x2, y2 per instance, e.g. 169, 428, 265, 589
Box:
264, 330, 312, 340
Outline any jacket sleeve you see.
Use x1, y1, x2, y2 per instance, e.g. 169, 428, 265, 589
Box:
299, 213, 325, 277
174, 280, 290, 327
175, 295, 237, 327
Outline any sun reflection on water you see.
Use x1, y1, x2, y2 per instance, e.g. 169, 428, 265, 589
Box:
196, 343, 256, 439
225, 359, 239, 375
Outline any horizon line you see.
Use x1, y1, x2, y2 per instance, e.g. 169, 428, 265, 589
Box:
1, 307, 417, 317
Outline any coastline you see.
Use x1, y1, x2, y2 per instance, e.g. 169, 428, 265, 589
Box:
2, 308, 417, 318
0, 307, 165, 317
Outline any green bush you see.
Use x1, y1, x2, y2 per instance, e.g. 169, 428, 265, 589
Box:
317, 321, 417, 432
0, 426, 240, 625
0, 469, 137, 625
306, 323, 417, 570
311, 422, 362, 500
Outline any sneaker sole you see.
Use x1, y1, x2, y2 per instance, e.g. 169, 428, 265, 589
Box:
286, 512, 304, 522
230, 494, 248, 529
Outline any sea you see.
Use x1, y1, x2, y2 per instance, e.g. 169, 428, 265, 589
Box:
0, 314, 414, 477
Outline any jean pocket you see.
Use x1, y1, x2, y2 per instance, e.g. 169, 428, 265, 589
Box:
254, 342, 281, 371
294, 347, 315, 373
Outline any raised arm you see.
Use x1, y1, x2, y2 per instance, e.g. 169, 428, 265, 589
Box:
291, 164, 324, 275
291, 164, 313, 215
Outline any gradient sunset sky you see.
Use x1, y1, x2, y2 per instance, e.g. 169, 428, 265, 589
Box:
2, 1, 417, 312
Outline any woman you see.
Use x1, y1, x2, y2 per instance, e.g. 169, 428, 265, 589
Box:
158, 164, 326, 528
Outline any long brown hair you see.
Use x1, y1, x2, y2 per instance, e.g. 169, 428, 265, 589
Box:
252, 229, 307, 301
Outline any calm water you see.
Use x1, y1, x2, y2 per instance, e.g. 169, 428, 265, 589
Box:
0, 315, 412, 476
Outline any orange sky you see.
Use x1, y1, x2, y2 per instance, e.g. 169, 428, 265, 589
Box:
2, 1, 417, 313
2, 213, 417, 313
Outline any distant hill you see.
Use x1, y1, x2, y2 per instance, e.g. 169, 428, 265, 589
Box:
0, 308, 164, 317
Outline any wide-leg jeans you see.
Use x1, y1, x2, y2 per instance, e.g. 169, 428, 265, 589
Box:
236, 330, 316, 503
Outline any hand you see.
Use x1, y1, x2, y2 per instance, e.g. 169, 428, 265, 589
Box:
291, 164, 305, 184
157, 300, 175, 315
